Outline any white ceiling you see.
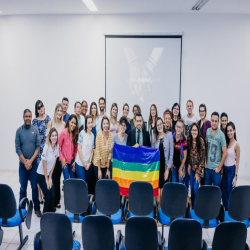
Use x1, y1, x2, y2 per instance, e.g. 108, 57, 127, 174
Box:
0, 0, 250, 15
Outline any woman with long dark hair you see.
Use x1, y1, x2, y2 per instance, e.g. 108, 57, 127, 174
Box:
58, 114, 79, 180
187, 123, 205, 208
148, 104, 158, 141
123, 103, 131, 134
89, 102, 100, 146
32, 100, 51, 165
222, 122, 240, 210
151, 117, 173, 207
171, 103, 181, 131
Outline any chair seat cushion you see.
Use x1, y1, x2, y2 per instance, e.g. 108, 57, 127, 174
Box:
72, 240, 81, 250
0, 209, 27, 227
190, 209, 217, 228
98, 209, 122, 224
158, 209, 183, 226
66, 211, 84, 223
224, 211, 250, 227
128, 211, 153, 218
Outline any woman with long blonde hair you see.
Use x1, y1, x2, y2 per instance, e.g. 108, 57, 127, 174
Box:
46, 103, 65, 210
109, 103, 118, 135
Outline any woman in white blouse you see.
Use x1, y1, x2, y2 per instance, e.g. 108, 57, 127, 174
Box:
75, 115, 94, 182
36, 128, 59, 214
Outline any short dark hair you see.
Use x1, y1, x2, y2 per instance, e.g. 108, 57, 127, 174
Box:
119, 116, 128, 126
62, 97, 69, 103
23, 109, 32, 116
220, 112, 228, 120
135, 113, 142, 120
74, 101, 81, 108
199, 104, 207, 117
82, 100, 87, 106
101, 116, 110, 130
84, 115, 92, 133
99, 97, 106, 104
211, 112, 219, 119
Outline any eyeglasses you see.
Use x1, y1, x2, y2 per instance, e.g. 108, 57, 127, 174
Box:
37, 104, 44, 110
176, 125, 183, 130
173, 107, 179, 111
82, 105, 88, 108
191, 129, 198, 132
199, 110, 205, 113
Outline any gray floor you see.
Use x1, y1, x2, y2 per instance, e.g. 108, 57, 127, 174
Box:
0, 170, 250, 249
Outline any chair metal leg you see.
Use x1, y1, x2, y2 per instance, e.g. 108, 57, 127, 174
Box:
17, 224, 28, 250
0, 227, 3, 245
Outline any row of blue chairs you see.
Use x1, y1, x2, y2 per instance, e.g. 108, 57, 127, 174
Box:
34, 212, 249, 250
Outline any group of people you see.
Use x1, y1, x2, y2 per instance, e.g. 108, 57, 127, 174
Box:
15, 97, 240, 217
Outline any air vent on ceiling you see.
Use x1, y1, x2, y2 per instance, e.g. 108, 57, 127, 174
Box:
191, 0, 209, 11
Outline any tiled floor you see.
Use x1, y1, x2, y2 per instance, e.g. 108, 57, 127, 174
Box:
0, 170, 250, 249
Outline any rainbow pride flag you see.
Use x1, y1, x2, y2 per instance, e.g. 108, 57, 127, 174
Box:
112, 144, 160, 197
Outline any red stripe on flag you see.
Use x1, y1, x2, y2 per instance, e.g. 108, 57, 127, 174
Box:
119, 186, 158, 197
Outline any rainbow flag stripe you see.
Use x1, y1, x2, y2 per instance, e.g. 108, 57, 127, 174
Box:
112, 144, 160, 197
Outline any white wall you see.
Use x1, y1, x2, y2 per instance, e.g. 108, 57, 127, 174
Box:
0, 14, 249, 176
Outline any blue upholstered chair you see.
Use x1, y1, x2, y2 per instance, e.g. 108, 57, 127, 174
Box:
82, 215, 118, 250
125, 181, 156, 219
0, 184, 33, 249
125, 217, 158, 250
165, 219, 207, 250
158, 183, 189, 249
34, 213, 81, 250
223, 186, 250, 227
94, 179, 125, 224
189, 186, 223, 228
208, 222, 249, 250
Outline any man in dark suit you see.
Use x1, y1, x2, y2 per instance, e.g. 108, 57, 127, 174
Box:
127, 113, 151, 147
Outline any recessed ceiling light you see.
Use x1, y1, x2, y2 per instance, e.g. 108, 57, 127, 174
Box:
82, 0, 98, 11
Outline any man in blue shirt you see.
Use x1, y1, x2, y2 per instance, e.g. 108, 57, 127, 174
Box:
15, 109, 41, 217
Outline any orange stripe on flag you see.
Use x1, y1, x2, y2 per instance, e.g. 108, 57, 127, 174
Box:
113, 177, 159, 189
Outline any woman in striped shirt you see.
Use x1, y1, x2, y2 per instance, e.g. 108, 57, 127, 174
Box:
93, 116, 113, 180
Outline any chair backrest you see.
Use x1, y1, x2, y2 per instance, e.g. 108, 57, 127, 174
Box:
64, 179, 89, 214
161, 183, 187, 220
228, 185, 250, 221
211, 222, 247, 250
125, 217, 158, 250
82, 215, 114, 250
95, 179, 120, 215
129, 181, 153, 216
195, 186, 221, 220
0, 184, 17, 221
41, 213, 74, 250
168, 219, 202, 250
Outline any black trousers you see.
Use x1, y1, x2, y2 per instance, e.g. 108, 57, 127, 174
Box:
86, 163, 96, 195
36, 173, 55, 213
52, 158, 61, 206
93, 165, 109, 181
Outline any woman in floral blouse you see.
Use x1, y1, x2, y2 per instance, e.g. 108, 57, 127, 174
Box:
187, 123, 205, 209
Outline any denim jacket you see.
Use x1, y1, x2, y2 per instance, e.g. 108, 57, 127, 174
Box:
151, 131, 174, 170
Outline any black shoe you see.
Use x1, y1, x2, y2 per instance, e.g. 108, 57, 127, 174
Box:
56, 204, 61, 209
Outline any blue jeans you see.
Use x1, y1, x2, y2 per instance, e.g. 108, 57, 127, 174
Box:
190, 169, 200, 208
221, 165, 235, 210
172, 164, 188, 190
61, 159, 76, 180
75, 162, 86, 181
19, 161, 40, 211
204, 168, 221, 187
